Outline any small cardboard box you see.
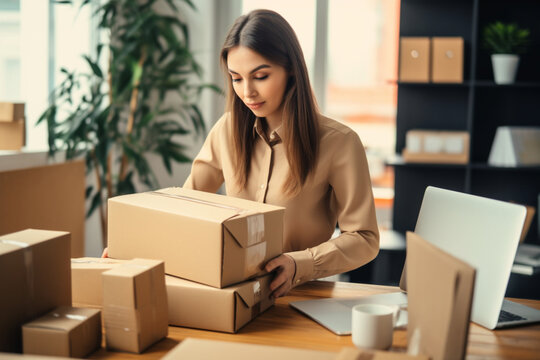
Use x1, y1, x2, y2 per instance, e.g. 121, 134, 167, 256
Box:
167, 274, 273, 333
22, 306, 101, 358
0, 102, 24, 122
162, 338, 335, 360
431, 37, 464, 83
108, 187, 284, 288
102, 258, 168, 353
399, 37, 430, 82
0, 119, 25, 150
0, 229, 71, 352
71, 257, 126, 308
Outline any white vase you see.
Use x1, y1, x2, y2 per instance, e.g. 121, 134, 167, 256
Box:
491, 54, 520, 84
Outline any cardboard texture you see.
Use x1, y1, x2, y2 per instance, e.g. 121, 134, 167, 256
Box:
0, 160, 85, 257
335, 347, 429, 360
0, 102, 24, 122
166, 274, 274, 333
0, 229, 71, 352
22, 306, 101, 358
399, 37, 430, 82
0, 119, 25, 150
71, 257, 126, 308
108, 187, 284, 288
431, 37, 464, 83
406, 232, 475, 360
162, 338, 335, 360
102, 258, 168, 353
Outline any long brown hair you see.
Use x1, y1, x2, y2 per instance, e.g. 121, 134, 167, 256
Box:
220, 9, 320, 195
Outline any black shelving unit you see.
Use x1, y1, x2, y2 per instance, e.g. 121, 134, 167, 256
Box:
393, 0, 540, 250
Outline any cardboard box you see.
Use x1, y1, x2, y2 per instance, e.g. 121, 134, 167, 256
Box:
0, 160, 86, 257
0, 229, 71, 352
167, 274, 273, 333
432, 37, 464, 83
102, 258, 168, 353
22, 306, 101, 358
108, 187, 284, 288
403, 130, 469, 164
162, 338, 335, 360
0, 102, 24, 122
399, 37, 430, 82
71, 257, 126, 308
0, 119, 25, 150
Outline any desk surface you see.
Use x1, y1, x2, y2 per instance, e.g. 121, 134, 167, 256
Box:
89, 281, 540, 360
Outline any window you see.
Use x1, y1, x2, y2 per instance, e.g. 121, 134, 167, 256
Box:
0, 0, 93, 150
242, 0, 400, 228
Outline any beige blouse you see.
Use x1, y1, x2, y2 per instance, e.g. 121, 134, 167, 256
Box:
184, 113, 379, 286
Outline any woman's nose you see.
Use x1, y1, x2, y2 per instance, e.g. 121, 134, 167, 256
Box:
244, 81, 257, 98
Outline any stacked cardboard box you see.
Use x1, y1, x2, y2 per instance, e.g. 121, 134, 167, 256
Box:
102, 258, 168, 353
107, 187, 285, 333
22, 306, 101, 358
0, 102, 25, 150
108, 187, 284, 288
0, 229, 71, 352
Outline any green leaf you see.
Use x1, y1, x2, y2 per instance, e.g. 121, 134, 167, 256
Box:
83, 55, 103, 78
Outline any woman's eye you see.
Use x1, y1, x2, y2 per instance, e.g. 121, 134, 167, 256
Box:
255, 75, 268, 80
231, 78, 241, 83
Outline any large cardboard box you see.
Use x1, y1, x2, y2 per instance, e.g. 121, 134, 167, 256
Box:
399, 37, 430, 82
0, 229, 71, 352
0, 161, 86, 257
102, 258, 168, 353
162, 338, 335, 360
108, 187, 284, 288
167, 274, 273, 333
0, 119, 25, 150
431, 37, 464, 83
22, 306, 101, 358
71, 257, 126, 308
0, 102, 24, 122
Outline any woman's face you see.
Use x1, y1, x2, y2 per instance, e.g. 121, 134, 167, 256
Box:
227, 46, 289, 124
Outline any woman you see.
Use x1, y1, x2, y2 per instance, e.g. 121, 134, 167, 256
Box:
183, 9, 379, 299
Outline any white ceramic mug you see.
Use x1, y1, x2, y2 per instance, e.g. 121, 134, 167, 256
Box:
351, 304, 400, 350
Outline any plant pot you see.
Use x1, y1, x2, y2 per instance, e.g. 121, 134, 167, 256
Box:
491, 54, 520, 84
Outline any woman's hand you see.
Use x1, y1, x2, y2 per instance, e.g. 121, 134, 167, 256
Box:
265, 254, 296, 299
101, 247, 109, 258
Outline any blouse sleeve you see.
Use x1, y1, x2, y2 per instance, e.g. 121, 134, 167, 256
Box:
183, 114, 226, 193
287, 130, 380, 285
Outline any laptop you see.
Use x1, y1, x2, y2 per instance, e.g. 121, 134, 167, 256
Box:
290, 186, 540, 333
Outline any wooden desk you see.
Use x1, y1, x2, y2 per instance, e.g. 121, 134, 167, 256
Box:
89, 281, 540, 360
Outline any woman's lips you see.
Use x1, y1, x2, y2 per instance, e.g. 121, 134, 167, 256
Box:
246, 102, 264, 110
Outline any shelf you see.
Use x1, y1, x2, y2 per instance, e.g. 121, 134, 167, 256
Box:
473, 81, 540, 88
387, 156, 468, 169
396, 81, 471, 88
470, 163, 540, 172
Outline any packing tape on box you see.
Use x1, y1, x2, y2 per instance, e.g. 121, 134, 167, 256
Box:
246, 214, 264, 246
71, 258, 120, 264
150, 190, 247, 213
28, 311, 89, 331
1, 239, 34, 314
244, 242, 266, 278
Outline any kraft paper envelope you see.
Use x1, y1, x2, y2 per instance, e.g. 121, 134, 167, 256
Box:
406, 232, 475, 360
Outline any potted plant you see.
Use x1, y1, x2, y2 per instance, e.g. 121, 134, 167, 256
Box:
483, 21, 530, 84
38, 0, 219, 246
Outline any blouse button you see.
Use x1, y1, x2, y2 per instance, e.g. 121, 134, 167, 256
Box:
260, 184, 265, 189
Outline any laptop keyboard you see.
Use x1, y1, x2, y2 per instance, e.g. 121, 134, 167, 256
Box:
498, 309, 526, 323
